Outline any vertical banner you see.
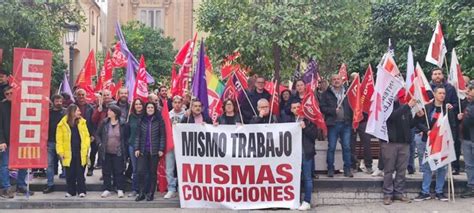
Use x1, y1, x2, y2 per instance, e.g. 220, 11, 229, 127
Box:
9, 48, 52, 169
173, 123, 302, 210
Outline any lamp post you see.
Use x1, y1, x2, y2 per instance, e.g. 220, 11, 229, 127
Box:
64, 23, 80, 87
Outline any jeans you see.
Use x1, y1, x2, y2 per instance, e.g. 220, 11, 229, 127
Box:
47, 142, 57, 187
165, 150, 177, 192
421, 163, 447, 194
327, 122, 352, 171
128, 145, 139, 192
0, 148, 27, 189
462, 140, 474, 188
414, 134, 425, 172
302, 157, 314, 203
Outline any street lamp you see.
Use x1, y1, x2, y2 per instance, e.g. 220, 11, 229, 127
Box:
64, 22, 80, 86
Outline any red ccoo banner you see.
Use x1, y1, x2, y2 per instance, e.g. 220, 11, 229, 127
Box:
9, 48, 52, 169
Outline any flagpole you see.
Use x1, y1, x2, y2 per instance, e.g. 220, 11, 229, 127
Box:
57, 82, 63, 95
268, 79, 276, 124
234, 73, 258, 117
408, 90, 430, 129
448, 163, 456, 202
235, 94, 245, 125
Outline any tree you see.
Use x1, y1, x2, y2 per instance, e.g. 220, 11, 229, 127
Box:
120, 21, 176, 84
0, 0, 84, 89
350, 1, 473, 77
197, 0, 370, 81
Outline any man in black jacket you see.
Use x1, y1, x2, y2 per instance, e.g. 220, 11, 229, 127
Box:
0, 69, 9, 101
249, 99, 278, 124
320, 74, 353, 178
460, 84, 474, 198
0, 86, 32, 198
382, 97, 420, 205
43, 95, 65, 194
414, 87, 456, 202
283, 100, 318, 210
428, 67, 461, 174
240, 76, 271, 124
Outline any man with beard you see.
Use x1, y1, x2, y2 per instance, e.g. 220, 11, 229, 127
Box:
43, 95, 66, 193
428, 68, 461, 175
158, 86, 172, 110
116, 88, 130, 121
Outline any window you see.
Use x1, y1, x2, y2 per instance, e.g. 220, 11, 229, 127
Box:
138, 8, 163, 30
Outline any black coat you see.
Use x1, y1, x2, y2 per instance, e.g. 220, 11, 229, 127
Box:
240, 89, 271, 124
0, 100, 11, 145
135, 114, 166, 154
417, 102, 457, 142
387, 101, 422, 144
282, 114, 319, 159
77, 103, 95, 135
428, 81, 459, 113
462, 101, 474, 141
249, 115, 278, 124
320, 88, 353, 126
217, 114, 242, 125
96, 118, 128, 161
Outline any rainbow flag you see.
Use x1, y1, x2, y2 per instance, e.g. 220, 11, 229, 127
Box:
206, 72, 225, 122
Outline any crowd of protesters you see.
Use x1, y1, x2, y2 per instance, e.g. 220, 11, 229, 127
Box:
0, 67, 473, 211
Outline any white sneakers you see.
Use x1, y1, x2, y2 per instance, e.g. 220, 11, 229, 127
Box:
371, 168, 384, 177
65, 193, 72, 198
101, 190, 111, 198
117, 190, 124, 198
164, 191, 176, 199
298, 201, 311, 211
78, 193, 86, 198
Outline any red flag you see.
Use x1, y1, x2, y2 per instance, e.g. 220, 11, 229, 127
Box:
132, 56, 149, 102
175, 33, 197, 94
75, 50, 96, 88
266, 80, 280, 116
234, 69, 248, 90
221, 52, 241, 79
360, 64, 374, 113
348, 75, 363, 129
174, 33, 197, 65
222, 77, 238, 101
339, 63, 348, 83
426, 21, 447, 68
112, 79, 123, 100
448, 49, 466, 99
170, 65, 182, 97
301, 88, 327, 135
111, 42, 127, 68
75, 50, 97, 103
95, 51, 114, 92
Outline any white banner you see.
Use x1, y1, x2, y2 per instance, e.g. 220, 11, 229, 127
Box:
173, 123, 302, 210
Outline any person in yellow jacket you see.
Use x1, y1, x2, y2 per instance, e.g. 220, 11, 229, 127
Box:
56, 104, 90, 198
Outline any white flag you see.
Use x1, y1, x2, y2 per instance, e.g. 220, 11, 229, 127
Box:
366, 54, 404, 141
425, 21, 447, 68
448, 48, 467, 99
405, 46, 415, 93
423, 113, 456, 171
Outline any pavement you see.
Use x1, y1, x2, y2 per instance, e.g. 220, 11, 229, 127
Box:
0, 199, 472, 213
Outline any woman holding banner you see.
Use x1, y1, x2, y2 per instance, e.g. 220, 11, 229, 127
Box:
217, 99, 242, 125
134, 102, 166, 202
56, 104, 91, 198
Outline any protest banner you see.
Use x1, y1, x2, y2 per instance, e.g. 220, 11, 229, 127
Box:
173, 123, 302, 209
9, 48, 52, 169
